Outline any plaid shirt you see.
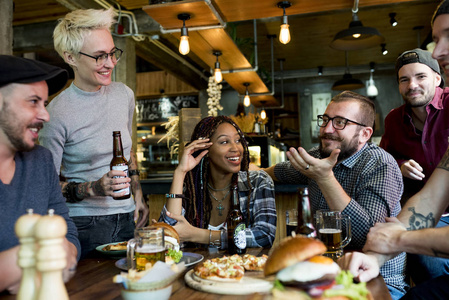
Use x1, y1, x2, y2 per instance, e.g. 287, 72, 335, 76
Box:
160, 170, 277, 248
274, 143, 408, 293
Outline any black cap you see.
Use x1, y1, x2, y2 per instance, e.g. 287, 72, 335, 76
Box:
432, 0, 449, 26
0, 55, 68, 95
395, 48, 444, 88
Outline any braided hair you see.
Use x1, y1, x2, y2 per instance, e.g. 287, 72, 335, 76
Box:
182, 116, 252, 229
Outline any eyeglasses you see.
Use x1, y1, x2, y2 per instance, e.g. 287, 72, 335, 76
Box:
79, 47, 123, 66
317, 114, 367, 130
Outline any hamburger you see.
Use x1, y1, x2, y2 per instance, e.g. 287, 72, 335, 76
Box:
264, 236, 369, 300
150, 222, 182, 265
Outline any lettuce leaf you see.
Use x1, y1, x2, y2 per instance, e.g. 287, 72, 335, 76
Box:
167, 249, 183, 263
323, 270, 369, 300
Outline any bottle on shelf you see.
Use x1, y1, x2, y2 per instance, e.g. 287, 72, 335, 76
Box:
110, 131, 130, 200
295, 187, 316, 238
227, 187, 247, 254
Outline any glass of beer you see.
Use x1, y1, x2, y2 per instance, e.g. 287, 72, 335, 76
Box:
285, 208, 298, 237
127, 227, 165, 271
317, 211, 351, 260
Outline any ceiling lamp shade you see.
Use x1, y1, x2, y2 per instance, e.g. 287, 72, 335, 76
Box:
332, 52, 365, 91
330, 1, 384, 51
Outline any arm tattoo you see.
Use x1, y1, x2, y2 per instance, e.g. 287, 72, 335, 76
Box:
437, 148, 449, 171
92, 180, 105, 196
407, 207, 435, 230
76, 182, 90, 199
131, 178, 141, 192
432, 249, 449, 258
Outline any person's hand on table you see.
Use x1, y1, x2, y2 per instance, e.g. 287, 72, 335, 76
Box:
362, 217, 406, 255
338, 252, 380, 282
165, 211, 196, 242
62, 238, 78, 283
401, 159, 425, 181
286, 147, 339, 181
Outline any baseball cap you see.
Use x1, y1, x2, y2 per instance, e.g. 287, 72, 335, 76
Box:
0, 55, 68, 95
432, 0, 449, 26
395, 48, 444, 88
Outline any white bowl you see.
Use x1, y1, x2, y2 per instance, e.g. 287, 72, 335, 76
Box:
121, 284, 172, 300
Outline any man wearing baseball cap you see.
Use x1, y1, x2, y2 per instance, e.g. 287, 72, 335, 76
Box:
379, 48, 449, 285
0, 55, 80, 293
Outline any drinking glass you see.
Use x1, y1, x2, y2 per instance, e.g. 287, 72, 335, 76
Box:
317, 211, 351, 260
285, 208, 298, 237
127, 227, 165, 271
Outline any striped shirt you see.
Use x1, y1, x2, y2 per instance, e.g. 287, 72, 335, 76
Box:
274, 142, 408, 293
160, 170, 277, 248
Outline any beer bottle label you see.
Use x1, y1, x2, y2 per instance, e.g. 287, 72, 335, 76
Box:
112, 165, 129, 195
234, 223, 246, 249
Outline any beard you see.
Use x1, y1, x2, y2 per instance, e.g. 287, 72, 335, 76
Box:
0, 103, 38, 152
403, 88, 433, 108
319, 130, 360, 162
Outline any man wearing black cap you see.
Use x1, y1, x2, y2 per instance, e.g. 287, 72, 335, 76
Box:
379, 48, 449, 285
0, 55, 80, 293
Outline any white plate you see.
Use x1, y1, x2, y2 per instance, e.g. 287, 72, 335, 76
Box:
95, 241, 127, 257
115, 252, 204, 271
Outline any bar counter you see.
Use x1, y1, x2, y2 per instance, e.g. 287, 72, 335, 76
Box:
0, 247, 391, 299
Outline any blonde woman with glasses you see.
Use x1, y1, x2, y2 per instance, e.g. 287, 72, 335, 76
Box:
39, 8, 149, 258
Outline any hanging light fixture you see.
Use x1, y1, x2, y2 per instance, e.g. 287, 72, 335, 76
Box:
367, 62, 378, 97
277, 1, 292, 45
330, 0, 384, 51
381, 43, 388, 55
213, 51, 222, 83
389, 13, 398, 27
318, 66, 323, 76
260, 101, 267, 120
332, 52, 365, 91
243, 83, 251, 107
178, 13, 190, 55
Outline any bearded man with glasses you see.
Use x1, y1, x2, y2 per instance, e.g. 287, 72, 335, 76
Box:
39, 8, 149, 258
265, 91, 408, 299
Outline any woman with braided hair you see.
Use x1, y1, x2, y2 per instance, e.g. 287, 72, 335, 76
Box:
159, 116, 277, 248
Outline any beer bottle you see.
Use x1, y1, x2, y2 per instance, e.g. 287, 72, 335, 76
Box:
110, 131, 130, 200
227, 186, 247, 254
295, 187, 316, 237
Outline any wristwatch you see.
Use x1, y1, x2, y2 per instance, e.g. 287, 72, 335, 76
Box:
128, 169, 140, 177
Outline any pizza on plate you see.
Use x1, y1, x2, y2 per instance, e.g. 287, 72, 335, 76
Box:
102, 241, 127, 251
194, 254, 268, 281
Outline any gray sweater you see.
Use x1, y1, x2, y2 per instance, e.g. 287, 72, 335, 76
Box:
39, 82, 135, 217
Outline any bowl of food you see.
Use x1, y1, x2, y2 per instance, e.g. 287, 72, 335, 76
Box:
121, 284, 172, 300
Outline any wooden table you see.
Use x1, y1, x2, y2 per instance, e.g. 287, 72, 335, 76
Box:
0, 247, 391, 300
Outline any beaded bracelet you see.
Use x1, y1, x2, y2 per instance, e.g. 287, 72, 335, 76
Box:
165, 194, 186, 199
129, 169, 140, 177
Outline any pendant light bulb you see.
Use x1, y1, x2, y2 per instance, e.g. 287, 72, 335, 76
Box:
213, 51, 223, 83
277, 2, 292, 45
178, 14, 191, 55
243, 82, 251, 107
243, 94, 251, 107
279, 23, 291, 44
260, 108, 267, 120
179, 35, 190, 55
214, 68, 222, 83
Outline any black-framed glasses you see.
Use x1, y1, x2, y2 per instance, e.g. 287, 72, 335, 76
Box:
79, 47, 123, 66
317, 114, 367, 130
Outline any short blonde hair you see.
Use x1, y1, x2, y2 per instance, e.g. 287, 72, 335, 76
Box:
53, 8, 117, 59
